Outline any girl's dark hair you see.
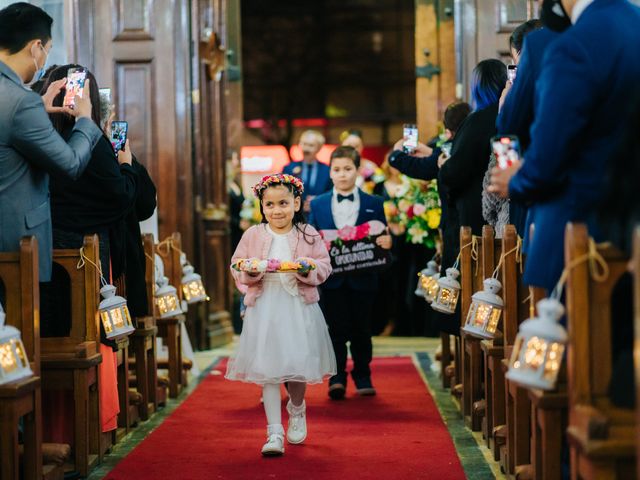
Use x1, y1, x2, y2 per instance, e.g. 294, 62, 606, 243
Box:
509, 19, 542, 54
43, 64, 103, 133
257, 182, 316, 244
470, 59, 507, 110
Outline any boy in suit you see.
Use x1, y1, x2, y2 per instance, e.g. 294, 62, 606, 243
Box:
283, 130, 333, 213
309, 146, 392, 399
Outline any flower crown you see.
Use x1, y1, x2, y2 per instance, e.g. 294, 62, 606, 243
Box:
252, 173, 304, 197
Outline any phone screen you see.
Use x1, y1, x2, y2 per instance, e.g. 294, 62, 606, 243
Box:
507, 65, 517, 83
441, 142, 452, 158
491, 135, 521, 170
403, 124, 418, 153
110, 121, 128, 153
63, 68, 87, 108
99, 88, 112, 105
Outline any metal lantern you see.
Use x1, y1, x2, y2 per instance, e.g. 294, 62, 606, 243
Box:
431, 267, 461, 314
181, 264, 209, 304
462, 278, 504, 339
0, 302, 32, 384
99, 284, 135, 341
505, 298, 567, 390
415, 260, 439, 302
155, 275, 182, 318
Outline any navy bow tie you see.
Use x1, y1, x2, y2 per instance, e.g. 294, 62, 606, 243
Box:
337, 193, 355, 203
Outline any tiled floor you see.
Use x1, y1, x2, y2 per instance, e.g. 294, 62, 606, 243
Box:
89, 337, 505, 479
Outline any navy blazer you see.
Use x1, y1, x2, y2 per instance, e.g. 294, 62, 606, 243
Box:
282, 160, 333, 199
509, 0, 640, 292
308, 189, 387, 291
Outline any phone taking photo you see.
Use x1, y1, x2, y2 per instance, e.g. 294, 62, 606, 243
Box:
402, 123, 418, 154
507, 64, 517, 83
110, 121, 128, 153
63, 68, 87, 108
491, 135, 521, 170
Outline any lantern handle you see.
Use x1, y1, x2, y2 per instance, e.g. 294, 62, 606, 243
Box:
77, 247, 108, 287
454, 236, 479, 271
551, 238, 609, 301
491, 236, 523, 278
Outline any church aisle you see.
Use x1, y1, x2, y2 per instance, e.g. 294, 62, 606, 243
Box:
98, 354, 468, 479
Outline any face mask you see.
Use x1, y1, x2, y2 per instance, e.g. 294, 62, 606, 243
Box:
540, 0, 572, 32
27, 44, 48, 86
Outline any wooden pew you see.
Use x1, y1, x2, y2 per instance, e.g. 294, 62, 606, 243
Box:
156, 233, 189, 396
635, 226, 640, 479
564, 223, 636, 479
0, 237, 43, 480
41, 235, 102, 477
498, 225, 533, 476
479, 225, 504, 451
128, 234, 161, 416
460, 226, 484, 430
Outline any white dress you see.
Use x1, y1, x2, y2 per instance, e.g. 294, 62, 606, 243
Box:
225, 226, 336, 384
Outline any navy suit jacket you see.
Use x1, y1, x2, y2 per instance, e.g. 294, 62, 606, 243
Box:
308, 189, 387, 291
282, 160, 332, 200
509, 0, 640, 291
497, 28, 560, 237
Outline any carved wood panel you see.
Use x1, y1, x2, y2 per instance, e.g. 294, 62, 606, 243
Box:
112, 0, 155, 41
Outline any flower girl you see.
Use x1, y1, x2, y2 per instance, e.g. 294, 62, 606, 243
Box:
226, 173, 336, 456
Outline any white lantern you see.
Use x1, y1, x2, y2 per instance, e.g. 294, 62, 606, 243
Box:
462, 278, 504, 339
155, 275, 182, 318
415, 261, 439, 297
431, 267, 461, 314
181, 264, 209, 304
506, 298, 567, 390
0, 302, 32, 384
99, 284, 135, 341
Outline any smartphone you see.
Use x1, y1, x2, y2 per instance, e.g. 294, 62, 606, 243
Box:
63, 68, 87, 108
402, 123, 418, 154
491, 135, 521, 170
110, 121, 128, 153
507, 64, 517, 83
99, 88, 112, 105
440, 142, 452, 158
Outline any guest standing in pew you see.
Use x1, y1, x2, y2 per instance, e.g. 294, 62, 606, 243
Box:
0, 2, 102, 282
482, 18, 546, 237
283, 130, 333, 213
388, 101, 471, 336
309, 146, 393, 399
226, 173, 336, 456
489, 0, 640, 294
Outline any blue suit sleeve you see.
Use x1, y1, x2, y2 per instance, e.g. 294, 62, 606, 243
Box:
388, 149, 440, 181
509, 36, 597, 202
496, 38, 535, 138
372, 196, 387, 225
308, 198, 318, 228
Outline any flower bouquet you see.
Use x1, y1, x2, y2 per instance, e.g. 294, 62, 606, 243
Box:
385, 176, 441, 249
232, 258, 316, 275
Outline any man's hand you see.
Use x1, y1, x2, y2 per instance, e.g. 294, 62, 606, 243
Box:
487, 159, 522, 198
437, 152, 449, 168
117, 139, 132, 166
392, 138, 432, 158
499, 80, 512, 112
71, 78, 93, 120
42, 78, 74, 115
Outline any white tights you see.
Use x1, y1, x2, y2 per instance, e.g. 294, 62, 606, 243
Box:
263, 382, 307, 426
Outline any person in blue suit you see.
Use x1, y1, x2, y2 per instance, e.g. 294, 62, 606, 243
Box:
309, 146, 392, 399
496, 24, 560, 236
489, 0, 640, 293
282, 129, 332, 213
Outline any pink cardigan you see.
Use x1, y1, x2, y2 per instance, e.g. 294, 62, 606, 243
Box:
230, 223, 332, 306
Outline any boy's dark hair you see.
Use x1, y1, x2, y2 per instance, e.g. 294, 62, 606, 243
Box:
0, 3, 53, 54
509, 19, 542, 55
443, 101, 472, 135
330, 145, 360, 169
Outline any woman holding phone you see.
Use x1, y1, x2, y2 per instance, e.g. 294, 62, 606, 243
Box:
40, 64, 138, 439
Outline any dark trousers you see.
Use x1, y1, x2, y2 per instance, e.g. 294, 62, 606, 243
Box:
321, 287, 375, 381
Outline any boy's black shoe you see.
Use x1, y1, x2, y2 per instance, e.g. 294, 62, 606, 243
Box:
353, 376, 376, 396
328, 374, 347, 400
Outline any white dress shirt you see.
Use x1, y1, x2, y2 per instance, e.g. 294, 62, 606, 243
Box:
331, 187, 360, 229
571, 0, 595, 23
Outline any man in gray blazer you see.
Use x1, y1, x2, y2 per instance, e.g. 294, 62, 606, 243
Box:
0, 2, 102, 281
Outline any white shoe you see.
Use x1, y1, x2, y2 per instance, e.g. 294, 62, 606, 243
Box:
261, 425, 284, 456
286, 400, 307, 444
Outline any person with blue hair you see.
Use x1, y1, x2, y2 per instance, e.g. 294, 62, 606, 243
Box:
439, 59, 507, 238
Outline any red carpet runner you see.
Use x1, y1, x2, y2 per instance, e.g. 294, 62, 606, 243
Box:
105, 356, 466, 479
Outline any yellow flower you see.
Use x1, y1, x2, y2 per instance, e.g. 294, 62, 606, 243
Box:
425, 208, 441, 229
